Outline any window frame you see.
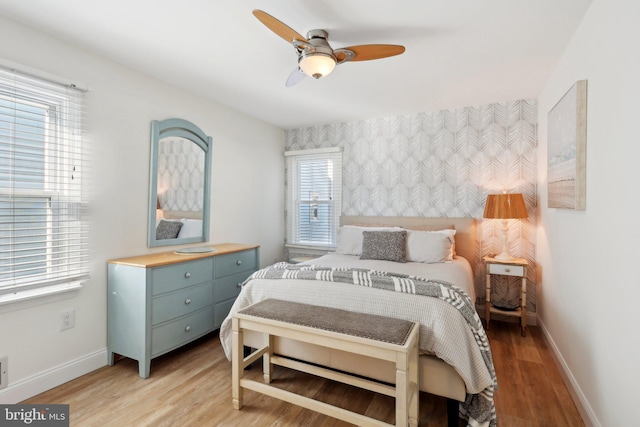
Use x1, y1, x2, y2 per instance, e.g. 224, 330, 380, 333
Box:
285, 147, 342, 249
0, 63, 88, 307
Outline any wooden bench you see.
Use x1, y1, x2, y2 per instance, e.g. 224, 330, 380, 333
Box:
231, 299, 420, 427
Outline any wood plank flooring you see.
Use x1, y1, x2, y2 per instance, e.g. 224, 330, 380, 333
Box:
23, 322, 584, 426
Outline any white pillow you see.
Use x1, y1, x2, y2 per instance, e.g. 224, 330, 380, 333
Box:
405, 229, 456, 263
335, 225, 401, 255
177, 219, 203, 239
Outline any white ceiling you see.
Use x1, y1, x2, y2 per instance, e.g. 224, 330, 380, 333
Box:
0, 0, 592, 129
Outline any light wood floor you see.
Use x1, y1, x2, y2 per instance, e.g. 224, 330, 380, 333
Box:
24, 322, 584, 426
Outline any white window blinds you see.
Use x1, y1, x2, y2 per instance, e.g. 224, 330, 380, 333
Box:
286, 148, 342, 248
0, 65, 89, 294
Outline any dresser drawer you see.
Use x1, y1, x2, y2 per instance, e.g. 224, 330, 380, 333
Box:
214, 298, 236, 329
151, 306, 214, 356
152, 282, 213, 325
488, 263, 524, 277
152, 258, 213, 295
214, 271, 251, 302
214, 250, 257, 278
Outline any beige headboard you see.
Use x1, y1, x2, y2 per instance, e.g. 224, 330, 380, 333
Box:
340, 216, 477, 272
162, 210, 203, 220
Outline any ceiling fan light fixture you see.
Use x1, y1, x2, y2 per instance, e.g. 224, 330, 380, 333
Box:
299, 52, 336, 79
252, 10, 406, 86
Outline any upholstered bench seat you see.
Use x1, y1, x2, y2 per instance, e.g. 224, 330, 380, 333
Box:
231, 299, 419, 427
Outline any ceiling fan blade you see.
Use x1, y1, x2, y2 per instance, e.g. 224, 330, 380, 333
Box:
286, 68, 306, 87
253, 10, 306, 44
339, 44, 406, 62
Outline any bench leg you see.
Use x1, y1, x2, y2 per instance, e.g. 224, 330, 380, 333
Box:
232, 318, 244, 410
263, 333, 273, 384
408, 343, 419, 427
396, 347, 419, 427
396, 365, 408, 427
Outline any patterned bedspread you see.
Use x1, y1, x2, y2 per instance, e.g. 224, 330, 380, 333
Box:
220, 262, 497, 426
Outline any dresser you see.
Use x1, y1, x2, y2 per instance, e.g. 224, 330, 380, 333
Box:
107, 243, 259, 378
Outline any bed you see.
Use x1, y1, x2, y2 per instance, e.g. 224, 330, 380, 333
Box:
156, 210, 203, 239
220, 217, 497, 427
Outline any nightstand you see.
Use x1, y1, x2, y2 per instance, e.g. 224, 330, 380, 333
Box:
484, 256, 528, 336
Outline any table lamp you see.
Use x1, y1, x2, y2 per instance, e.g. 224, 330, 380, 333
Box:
483, 193, 527, 261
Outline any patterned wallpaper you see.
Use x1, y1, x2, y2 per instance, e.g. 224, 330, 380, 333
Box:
285, 100, 538, 312
157, 137, 205, 212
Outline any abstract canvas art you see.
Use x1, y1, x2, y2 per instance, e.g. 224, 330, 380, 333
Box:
547, 80, 588, 210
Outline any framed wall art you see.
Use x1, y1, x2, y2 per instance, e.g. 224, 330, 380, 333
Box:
547, 80, 588, 210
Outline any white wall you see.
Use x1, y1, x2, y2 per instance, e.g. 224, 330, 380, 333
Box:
0, 16, 285, 402
537, 1, 640, 426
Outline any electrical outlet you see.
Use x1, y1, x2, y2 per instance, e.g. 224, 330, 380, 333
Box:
60, 309, 75, 331
0, 356, 7, 390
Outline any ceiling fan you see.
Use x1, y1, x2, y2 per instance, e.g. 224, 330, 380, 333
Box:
252, 10, 406, 87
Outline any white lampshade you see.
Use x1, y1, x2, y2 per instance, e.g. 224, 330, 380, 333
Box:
299, 53, 336, 79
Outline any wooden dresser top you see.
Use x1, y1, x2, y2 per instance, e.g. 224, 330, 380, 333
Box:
108, 243, 260, 268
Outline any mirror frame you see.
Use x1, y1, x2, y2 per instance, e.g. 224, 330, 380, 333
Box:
147, 118, 212, 247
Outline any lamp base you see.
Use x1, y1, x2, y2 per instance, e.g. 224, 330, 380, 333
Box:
494, 251, 517, 262
494, 219, 517, 262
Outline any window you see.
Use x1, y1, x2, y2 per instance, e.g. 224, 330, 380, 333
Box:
286, 148, 342, 248
0, 65, 88, 299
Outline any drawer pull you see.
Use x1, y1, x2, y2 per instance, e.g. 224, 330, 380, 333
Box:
185, 272, 191, 278
236, 260, 242, 266
185, 325, 191, 332
236, 282, 242, 288
185, 298, 191, 305
504, 268, 511, 273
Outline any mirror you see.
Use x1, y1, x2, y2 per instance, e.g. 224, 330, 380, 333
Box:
148, 118, 212, 247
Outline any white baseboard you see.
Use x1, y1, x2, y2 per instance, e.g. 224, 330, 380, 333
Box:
537, 317, 601, 427
0, 348, 107, 404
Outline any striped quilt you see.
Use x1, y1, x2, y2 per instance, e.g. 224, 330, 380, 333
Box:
246, 262, 497, 427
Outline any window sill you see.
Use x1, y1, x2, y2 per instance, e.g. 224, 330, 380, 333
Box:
285, 244, 337, 251
0, 281, 85, 314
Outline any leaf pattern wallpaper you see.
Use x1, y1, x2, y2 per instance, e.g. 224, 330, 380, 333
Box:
157, 137, 205, 212
285, 99, 537, 313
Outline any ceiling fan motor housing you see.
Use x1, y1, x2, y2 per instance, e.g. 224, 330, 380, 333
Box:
297, 30, 337, 79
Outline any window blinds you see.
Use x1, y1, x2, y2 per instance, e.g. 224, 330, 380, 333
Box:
0, 65, 89, 293
285, 148, 342, 247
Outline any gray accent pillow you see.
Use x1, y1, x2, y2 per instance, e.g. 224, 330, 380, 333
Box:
156, 220, 183, 240
360, 230, 407, 263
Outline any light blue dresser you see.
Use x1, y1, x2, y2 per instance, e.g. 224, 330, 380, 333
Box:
107, 243, 259, 378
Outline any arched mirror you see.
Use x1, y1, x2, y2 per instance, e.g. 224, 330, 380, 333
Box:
148, 118, 212, 247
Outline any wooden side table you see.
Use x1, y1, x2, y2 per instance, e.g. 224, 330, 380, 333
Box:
484, 256, 528, 336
